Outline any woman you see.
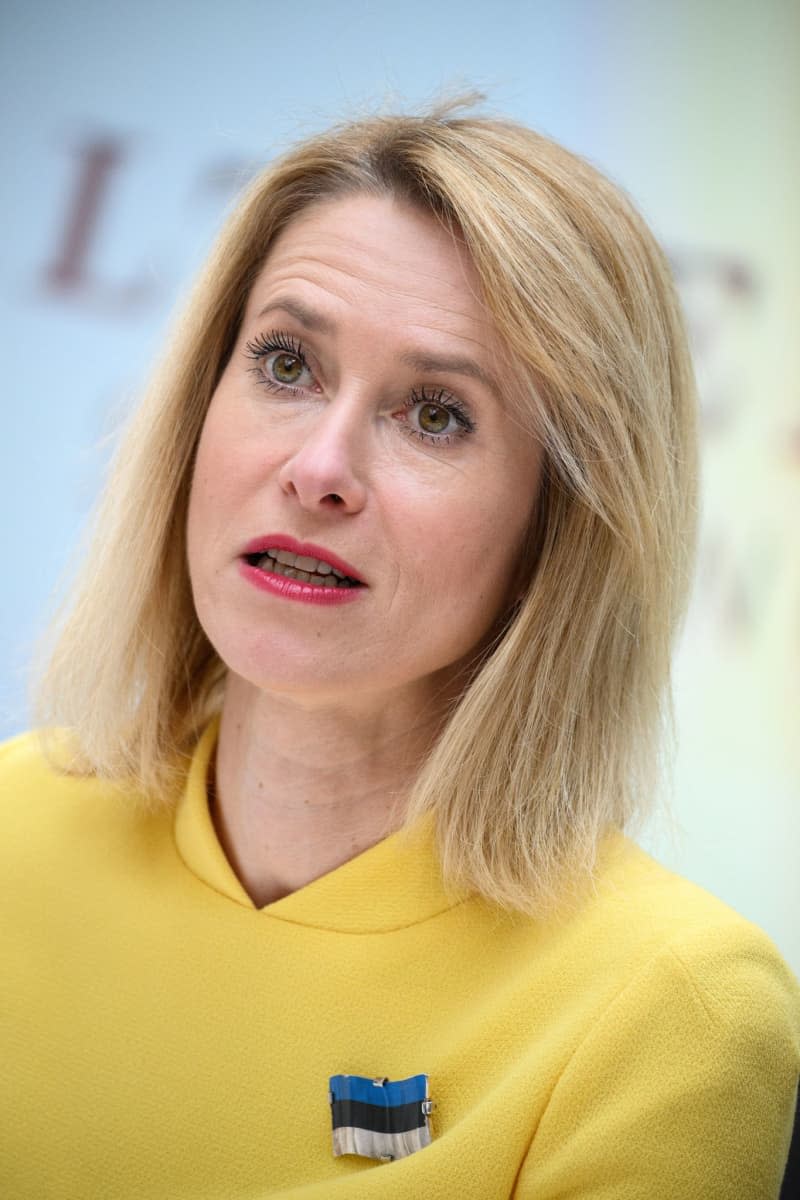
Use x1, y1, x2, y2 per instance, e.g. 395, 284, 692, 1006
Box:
2, 100, 798, 1197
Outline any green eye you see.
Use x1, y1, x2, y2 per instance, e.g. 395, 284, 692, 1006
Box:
245, 331, 315, 392
272, 353, 304, 384
418, 404, 451, 434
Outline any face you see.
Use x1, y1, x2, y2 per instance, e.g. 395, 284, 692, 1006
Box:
187, 193, 542, 710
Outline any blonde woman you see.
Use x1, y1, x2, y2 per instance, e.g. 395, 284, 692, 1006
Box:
2, 100, 798, 1198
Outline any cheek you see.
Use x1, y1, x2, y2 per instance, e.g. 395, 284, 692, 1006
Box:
188, 404, 273, 536
187, 426, 222, 555
398, 479, 530, 614
459, 478, 539, 607
193, 402, 251, 490
187, 409, 249, 576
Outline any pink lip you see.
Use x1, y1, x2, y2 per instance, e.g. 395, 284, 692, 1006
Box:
241, 534, 364, 583
239, 533, 366, 607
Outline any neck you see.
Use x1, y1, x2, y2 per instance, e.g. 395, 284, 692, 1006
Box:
211, 673, 455, 907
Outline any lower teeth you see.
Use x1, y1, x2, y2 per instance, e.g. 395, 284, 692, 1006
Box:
254, 556, 354, 588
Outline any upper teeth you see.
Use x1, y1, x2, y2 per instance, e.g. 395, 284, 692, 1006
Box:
267, 549, 344, 577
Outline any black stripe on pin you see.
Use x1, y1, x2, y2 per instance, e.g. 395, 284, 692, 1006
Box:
330, 1098, 425, 1135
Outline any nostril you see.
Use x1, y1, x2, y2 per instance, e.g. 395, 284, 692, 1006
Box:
325, 493, 344, 506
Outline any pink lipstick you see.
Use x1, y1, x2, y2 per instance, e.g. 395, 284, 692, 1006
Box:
239, 534, 365, 606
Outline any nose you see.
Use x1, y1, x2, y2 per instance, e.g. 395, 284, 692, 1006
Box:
277, 399, 368, 515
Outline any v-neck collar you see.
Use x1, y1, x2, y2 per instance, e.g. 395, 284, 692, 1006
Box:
173, 720, 465, 932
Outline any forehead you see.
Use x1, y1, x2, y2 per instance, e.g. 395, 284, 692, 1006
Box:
242, 193, 500, 352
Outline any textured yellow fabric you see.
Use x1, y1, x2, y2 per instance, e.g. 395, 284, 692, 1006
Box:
2, 725, 798, 1199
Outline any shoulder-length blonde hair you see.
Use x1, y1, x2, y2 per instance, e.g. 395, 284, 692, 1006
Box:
36, 98, 697, 915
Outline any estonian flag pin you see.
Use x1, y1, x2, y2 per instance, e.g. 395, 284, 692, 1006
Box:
328, 1073, 435, 1162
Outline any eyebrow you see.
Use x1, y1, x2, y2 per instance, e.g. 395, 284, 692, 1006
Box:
255, 297, 335, 335
253, 296, 501, 397
397, 350, 499, 396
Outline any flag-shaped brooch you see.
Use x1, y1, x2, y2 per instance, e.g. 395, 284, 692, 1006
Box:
329, 1073, 434, 1162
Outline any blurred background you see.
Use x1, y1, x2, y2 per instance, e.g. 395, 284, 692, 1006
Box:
1, 0, 798, 971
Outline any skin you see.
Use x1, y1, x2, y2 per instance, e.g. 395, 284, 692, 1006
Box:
186, 193, 543, 906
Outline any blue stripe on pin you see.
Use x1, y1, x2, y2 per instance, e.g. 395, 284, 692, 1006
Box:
330, 1073, 428, 1109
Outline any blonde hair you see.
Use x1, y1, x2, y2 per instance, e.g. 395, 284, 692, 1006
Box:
36, 98, 698, 914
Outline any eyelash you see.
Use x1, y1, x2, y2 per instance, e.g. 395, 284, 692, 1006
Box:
243, 329, 476, 445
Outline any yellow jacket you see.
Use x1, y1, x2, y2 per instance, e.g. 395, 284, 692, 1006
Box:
2, 723, 798, 1198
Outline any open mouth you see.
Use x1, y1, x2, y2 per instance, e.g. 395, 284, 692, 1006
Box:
244, 549, 364, 589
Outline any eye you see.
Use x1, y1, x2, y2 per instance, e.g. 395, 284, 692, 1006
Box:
402, 389, 475, 444
244, 330, 316, 392
270, 351, 308, 385
417, 403, 451, 435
